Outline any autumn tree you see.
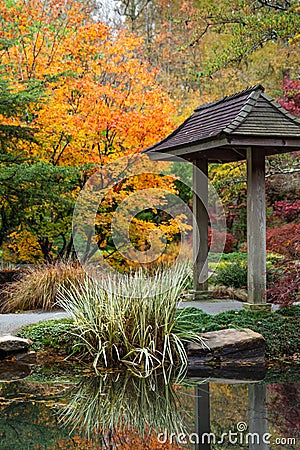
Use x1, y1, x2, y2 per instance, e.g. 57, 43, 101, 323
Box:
266, 73, 300, 204
0, 51, 44, 254
278, 72, 300, 117
112, 0, 300, 108
0, 0, 175, 163
0, 80, 40, 160
0, 0, 185, 266
0, 163, 85, 262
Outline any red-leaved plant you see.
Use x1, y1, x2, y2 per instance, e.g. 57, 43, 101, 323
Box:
273, 200, 300, 222
268, 383, 300, 436
267, 258, 299, 306
266, 223, 300, 259
278, 75, 300, 117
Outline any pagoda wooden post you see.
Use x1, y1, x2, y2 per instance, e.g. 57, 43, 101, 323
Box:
192, 158, 211, 299
245, 148, 268, 307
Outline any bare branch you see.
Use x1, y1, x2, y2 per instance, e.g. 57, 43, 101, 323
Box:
257, 0, 291, 11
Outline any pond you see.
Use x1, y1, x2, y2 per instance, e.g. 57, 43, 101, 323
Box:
0, 362, 298, 450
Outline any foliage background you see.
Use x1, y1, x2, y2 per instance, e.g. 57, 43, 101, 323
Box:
0, 0, 299, 289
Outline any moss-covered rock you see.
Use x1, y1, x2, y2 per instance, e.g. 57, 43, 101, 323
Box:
176, 306, 300, 361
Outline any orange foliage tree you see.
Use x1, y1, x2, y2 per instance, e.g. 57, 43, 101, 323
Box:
0, 0, 186, 266
0, 0, 175, 164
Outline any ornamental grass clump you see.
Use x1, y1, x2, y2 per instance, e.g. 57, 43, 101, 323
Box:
57, 263, 206, 376
1, 262, 85, 312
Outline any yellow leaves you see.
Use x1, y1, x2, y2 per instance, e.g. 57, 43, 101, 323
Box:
159, 215, 192, 238
209, 161, 247, 204
290, 33, 300, 44
3, 231, 44, 263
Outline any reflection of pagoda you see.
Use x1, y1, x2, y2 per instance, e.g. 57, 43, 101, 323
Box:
193, 382, 268, 450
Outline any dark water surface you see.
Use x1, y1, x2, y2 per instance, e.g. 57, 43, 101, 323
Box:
0, 363, 299, 450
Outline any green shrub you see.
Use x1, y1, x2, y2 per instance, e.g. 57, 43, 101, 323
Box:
213, 260, 247, 288
208, 252, 247, 264
276, 306, 300, 319
220, 252, 247, 263
17, 319, 76, 352
212, 252, 282, 289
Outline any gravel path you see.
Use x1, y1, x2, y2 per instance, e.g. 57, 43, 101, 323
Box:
0, 310, 69, 336
0, 300, 245, 336
178, 299, 244, 314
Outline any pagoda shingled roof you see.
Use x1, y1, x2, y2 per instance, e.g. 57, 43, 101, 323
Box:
144, 85, 300, 162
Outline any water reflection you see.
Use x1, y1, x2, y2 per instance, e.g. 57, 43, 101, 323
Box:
59, 369, 192, 447
0, 368, 298, 449
186, 381, 299, 450
267, 382, 299, 438
248, 384, 268, 450
194, 383, 210, 450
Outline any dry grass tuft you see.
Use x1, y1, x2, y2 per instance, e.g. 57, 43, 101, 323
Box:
0, 261, 86, 313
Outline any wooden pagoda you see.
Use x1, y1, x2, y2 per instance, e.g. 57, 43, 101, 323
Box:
143, 85, 300, 306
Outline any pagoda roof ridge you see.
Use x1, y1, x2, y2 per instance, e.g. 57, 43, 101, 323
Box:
194, 84, 264, 112
143, 84, 300, 162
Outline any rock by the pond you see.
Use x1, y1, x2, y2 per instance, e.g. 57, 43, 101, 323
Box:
16, 350, 37, 365
0, 360, 32, 382
187, 328, 265, 372
0, 335, 32, 356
